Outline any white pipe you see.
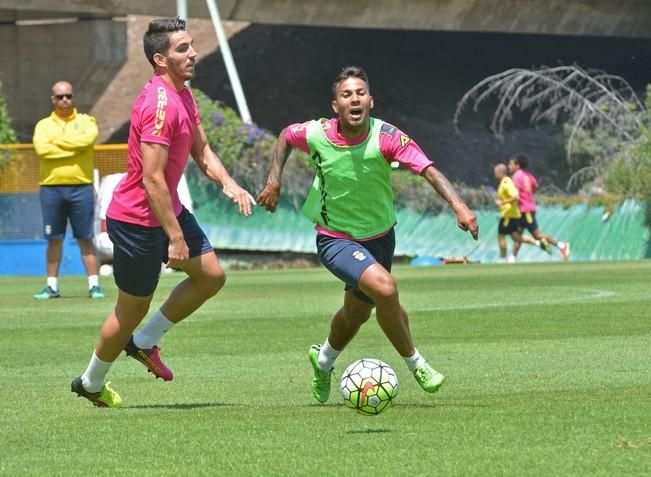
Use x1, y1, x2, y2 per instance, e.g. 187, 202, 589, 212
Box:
176, 0, 188, 21
178, 0, 190, 86
205, 0, 253, 124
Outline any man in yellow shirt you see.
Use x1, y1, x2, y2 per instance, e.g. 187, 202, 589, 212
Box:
32, 81, 104, 299
494, 163, 541, 263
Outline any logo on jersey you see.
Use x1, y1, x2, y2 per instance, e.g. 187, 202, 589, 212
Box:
380, 123, 397, 136
399, 134, 410, 147
291, 122, 309, 134
352, 250, 367, 261
152, 86, 168, 137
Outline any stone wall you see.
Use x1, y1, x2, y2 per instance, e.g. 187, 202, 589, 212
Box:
0, 18, 126, 140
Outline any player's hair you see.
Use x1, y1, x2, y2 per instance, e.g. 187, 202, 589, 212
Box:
511, 153, 529, 170
143, 17, 187, 68
331, 66, 370, 98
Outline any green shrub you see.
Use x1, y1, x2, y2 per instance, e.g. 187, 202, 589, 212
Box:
604, 127, 651, 225
0, 80, 17, 172
188, 89, 314, 211
0, 80, 16, 145
603, 84, 651, 225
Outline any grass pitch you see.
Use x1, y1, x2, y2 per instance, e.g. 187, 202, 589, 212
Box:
0, 261, 649, 476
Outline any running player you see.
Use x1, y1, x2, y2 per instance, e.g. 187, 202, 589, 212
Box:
493, 163, 542, 263
508, 154, 570, 261
71, 18, 255, 407
257, 65, 479, 403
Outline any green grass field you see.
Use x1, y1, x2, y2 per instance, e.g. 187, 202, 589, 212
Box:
1, 261, 649, 476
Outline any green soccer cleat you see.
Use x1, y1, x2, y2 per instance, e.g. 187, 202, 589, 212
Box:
413, 362, 445, 393
540, 238, 552, 255
71, 377, 123, 408
88, 286, 105, 299
308, 344, 333, 404
33, 286, 60, 300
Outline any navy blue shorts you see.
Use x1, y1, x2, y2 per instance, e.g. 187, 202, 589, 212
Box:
316, 229, 395, 305
107, 207, 213, 297
498, 217, 519, 235
518, 211, 539, 234
39, 184, 95, 240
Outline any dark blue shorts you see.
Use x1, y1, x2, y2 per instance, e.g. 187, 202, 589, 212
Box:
39, 184, 95, 240
498, 217, 519, 235
107, 207, 213, 297
518, 211, 539, 234
316, 229, 395, 305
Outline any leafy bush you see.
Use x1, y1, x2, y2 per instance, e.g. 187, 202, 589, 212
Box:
604, 130, 651, 224
0, 80, 16, 145
603, 85, 651, 225
0, 80, 17, 173
188, 89, 313, 211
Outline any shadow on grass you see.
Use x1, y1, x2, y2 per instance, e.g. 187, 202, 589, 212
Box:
127, 402, 241, 410
394, 402, 490, 409
299, 403, 342, 408
346, 429, 394, 434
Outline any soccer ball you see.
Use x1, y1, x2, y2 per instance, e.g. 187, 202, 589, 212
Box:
340, 359, 399, 415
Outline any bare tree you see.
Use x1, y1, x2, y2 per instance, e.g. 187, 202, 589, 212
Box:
453, 65, 645, 190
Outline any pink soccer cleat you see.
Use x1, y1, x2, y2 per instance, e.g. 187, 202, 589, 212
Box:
124, 337, 174, 381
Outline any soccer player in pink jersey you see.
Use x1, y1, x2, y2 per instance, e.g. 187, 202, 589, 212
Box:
258, 66, 478, 403
71, 18, 256, 407
508, 154, 570, 261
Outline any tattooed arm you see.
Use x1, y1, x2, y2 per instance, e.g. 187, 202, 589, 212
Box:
422, 165, 479, 240
256, 127, 294, 213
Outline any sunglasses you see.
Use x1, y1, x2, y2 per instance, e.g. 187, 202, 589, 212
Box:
54, 94, 73, 100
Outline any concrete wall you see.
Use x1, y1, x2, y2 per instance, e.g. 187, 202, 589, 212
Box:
89, 15, 245, 143
0, 18, 126, 140
2, 0, 651, 38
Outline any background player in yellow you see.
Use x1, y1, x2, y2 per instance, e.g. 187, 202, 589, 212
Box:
493, 163, 542, 263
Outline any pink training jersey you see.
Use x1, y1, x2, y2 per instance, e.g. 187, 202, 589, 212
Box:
108, 74, 200, 226
512, 168, 538, 213
285, 117, 434, 240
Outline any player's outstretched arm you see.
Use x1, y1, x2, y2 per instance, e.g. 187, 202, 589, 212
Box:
191, 124, 255, 216
422, 165, 479, 240
257, 127, 293, 213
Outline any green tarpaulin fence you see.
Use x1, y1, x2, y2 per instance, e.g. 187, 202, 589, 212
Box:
196, 199, 649, 263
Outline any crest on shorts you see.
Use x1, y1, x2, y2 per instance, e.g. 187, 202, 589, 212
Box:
352, 250, 367, 261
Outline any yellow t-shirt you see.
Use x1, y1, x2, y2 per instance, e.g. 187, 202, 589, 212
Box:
33, 109, 98, 185
497, 176, 521, 219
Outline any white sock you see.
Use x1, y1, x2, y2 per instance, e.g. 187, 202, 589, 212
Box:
133, 309, 175, 349
47, 277, 58, 292
81, 351, 112, 393
535, 240, 541, 247
317, 339, 341, 371
88, 275, 99, 289
403, 349, 427, 372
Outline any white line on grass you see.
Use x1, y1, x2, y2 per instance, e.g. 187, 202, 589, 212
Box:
413, 287, 617, 313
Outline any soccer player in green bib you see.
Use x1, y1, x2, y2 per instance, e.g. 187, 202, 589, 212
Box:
258, 66, 479, 403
